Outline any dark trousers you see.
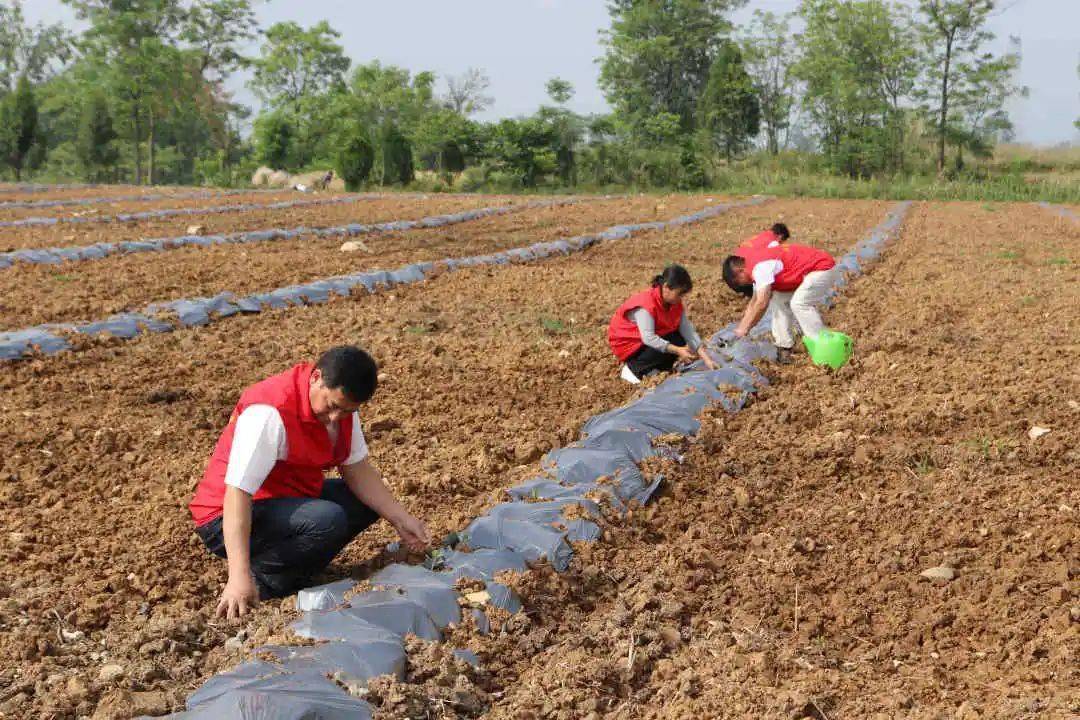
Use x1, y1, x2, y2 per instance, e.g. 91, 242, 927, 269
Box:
196, 478, 379, 599
626, 331, 686, 378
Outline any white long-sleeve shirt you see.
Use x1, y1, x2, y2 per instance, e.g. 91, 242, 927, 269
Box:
224, 405, 369, 495
629, 308, 702, 353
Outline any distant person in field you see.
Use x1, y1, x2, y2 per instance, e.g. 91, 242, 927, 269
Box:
608, 264, 719, 384
320, 170, 334, 190
722, 240, 836, 363
741, 222, 790, 251
189, 346, 431, 619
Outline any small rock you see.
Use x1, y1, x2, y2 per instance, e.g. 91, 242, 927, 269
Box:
558, 349, 571, 358
61, 628, 85, 642
130, 691, 170, 716
186, 225, 205, 236
66, 675, 90, 699
340, 240, 371, 253
919, 565, 956, 582
1027, 426, 1051, 440
224, 635, 244, 652
659, 626, 682, 649
98, 664, 125, 683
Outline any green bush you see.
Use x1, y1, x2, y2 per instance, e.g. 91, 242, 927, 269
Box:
336, 134, 374, 190
379, 124, 414, 185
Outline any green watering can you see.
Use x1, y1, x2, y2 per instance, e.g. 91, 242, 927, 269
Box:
802, 329, 854, 370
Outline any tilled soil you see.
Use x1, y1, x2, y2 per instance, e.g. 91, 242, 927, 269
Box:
0, 197, 885, 719
0, 190, 305, 223
0, 195, 706, 331
0, 194, 530, 251
453, 202, 1076, 720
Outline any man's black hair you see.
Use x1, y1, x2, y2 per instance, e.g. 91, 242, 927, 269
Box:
771, 223, 790, 240
316, 345, 378, 403
722, 255, 752, 297
651, 263, 693, 292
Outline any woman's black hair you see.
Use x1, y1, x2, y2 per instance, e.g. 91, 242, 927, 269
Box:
722, 255, 753, 297
770, 222, 790, 240
316, 345, 378, 403
651, 264, 693, 292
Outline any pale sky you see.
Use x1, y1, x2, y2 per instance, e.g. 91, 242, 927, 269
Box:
25, 0, 1080, 145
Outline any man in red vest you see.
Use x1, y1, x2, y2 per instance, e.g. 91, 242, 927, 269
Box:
190, 346, 430, 619
722, 243, 836, 362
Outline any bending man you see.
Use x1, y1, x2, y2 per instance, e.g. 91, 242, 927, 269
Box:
189, 345, 431, 618
722, 242, 836, 363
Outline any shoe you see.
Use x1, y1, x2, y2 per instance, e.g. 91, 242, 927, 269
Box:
620, 364, 642, 384
776, 346, 795, 364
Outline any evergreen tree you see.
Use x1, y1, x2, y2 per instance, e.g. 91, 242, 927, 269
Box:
76, 91, 118, 180
0, 75, 39, 179
698, 41, 760, 160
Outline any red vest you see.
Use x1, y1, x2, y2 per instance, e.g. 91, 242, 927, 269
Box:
189, 363, 353, 527
736, 243, 835, 292
608, 286, 684, 361
740, 230, 781, 250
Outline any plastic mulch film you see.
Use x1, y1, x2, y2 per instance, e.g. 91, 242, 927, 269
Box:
176, 200, 911, 719
174, 669, 374, 720
0, 187, 267, 211
0, 194, 388, 229
296, 579, 356, 612
266, 639, 407, 683
1, 197, 772, 362
462, 515, 574, 571
1038, 202, 1078, 222
0, 198, 578, 270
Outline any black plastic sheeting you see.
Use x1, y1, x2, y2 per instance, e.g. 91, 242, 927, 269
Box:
0, 197, 583, 269
0, 193, 392, 229
157, 201, 910, 720
1, 196, 769, 362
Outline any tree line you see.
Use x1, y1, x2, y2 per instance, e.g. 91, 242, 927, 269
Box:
0, 0, 1060, 190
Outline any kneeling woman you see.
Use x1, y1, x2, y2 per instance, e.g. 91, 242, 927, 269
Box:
608, 265, 718, 384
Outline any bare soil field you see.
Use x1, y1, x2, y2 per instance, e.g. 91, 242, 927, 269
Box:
1, 197, 1074, 719
0, 189, 305, 221
0, 195, 704, 331
0, 193, 531, 250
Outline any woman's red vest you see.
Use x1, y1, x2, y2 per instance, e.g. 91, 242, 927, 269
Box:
740, 229, 781, 250
189, 363, 353, 527
607, 285, 684, 361
736, 243, 835, 292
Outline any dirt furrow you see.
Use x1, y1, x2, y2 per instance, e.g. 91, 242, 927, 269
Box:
0, 195, 701, 331
0, 199, 887, 719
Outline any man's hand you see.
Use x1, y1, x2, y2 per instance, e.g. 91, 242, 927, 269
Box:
672, 344, 696, 362
216, 572, 259, 620
698, 347, 718, 370
393, 513, 432, 552
733, 327, 748, 339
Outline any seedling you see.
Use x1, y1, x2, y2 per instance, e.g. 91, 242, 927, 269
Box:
540, 317, 569, 334
1048, 257, 1070, 266
404, 324, 431, 335
995, 249, 1020, 260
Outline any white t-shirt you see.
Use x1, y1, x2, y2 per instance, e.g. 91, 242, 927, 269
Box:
752, 259, 784, 293
224, 404, 369, 495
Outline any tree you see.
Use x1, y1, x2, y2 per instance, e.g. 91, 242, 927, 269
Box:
253, 111, 294, 169
76, 90, 118, 180
0, 1, 74, 92
250, 21, 350, 111
740, 11, 797, 155
379, 123, 413, 185
486, 116, 556, 187
698, 41, 760, 160
948, 36, 1026, 168
917, 0, 996, 172
183, 0, 257, 84
0, 74, 38, 178
336, 131, 373, 190
599, 0, 746, 139
794, 0, 918, 176
443, 67, 492, 116
546, 77, 574, 105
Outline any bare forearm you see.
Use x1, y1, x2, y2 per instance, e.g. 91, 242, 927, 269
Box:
343, 461, 408, 525
737, 295, 770, 335
222, 486, 253, 578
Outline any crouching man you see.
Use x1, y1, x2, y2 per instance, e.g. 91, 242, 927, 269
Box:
722, 242, 837, 362
189, 345, 431, 618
